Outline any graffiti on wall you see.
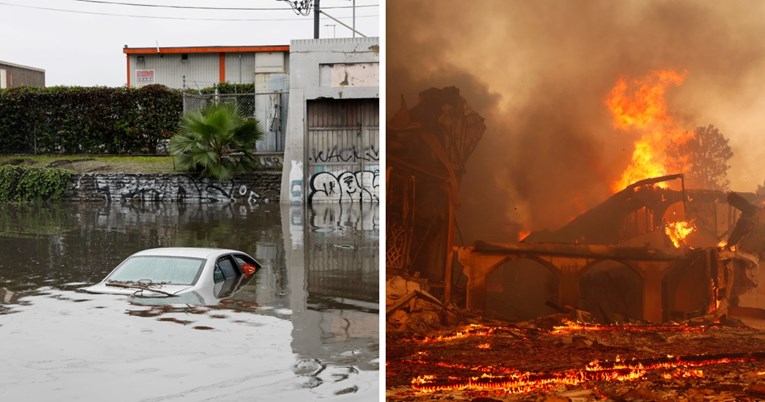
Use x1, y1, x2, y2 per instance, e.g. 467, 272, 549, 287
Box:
307, 168, 379, 204
74, 174, 277, 204
256, 153, 284, 170
309, 144, 379, 164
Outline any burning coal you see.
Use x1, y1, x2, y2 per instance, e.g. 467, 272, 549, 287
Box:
411, 353, 757, 396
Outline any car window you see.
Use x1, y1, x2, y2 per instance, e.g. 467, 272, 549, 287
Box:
216, 256, 239, 279
107, 256, 205, 286
213, 266, 225, 283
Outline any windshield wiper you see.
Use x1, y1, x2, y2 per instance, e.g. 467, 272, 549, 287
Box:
105, 280, 177, 297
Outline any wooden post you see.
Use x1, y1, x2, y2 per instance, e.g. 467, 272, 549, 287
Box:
444, 187, 455, 305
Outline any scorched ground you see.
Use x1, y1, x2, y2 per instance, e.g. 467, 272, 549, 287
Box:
387, 312, 765, 401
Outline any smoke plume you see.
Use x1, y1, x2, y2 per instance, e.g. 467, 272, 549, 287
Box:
387, 0, 765, 243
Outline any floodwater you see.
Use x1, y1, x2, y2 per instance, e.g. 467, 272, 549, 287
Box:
0, 201, 379, 401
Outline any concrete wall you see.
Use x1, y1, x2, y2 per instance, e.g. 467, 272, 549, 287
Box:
280, 37, 380, 204
0, 61, 45, 88
66, 172, 281, 203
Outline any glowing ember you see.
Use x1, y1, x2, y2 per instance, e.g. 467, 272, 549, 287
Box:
412, 354, 756, 395
551, 319, 707, 335
413, 324, 491, 344
606, 69, 693, 192
665, 220, 696, 248
410, 324, 527, 344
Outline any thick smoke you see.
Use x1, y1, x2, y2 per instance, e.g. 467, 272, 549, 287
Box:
388, 0, 765, 243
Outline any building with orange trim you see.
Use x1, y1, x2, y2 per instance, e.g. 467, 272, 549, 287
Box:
124, 44, 291, 153
123, 45, 289, 89
124, 38, 380, 205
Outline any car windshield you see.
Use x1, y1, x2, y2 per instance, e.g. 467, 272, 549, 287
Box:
107, 256, 205, 286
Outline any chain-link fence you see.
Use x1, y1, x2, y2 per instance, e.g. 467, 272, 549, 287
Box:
182, 91, 288, 153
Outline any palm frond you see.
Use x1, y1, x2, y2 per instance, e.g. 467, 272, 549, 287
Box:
169, 102, 265, 180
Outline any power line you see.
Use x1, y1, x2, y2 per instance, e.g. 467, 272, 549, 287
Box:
67, 0, 378, 12
0, 2, 378, 21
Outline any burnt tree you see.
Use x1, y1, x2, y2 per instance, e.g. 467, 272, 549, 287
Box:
387, 87, 486, 303
667, 124, 733, 191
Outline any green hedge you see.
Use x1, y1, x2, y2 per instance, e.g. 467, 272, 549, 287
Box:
0, 165, 74, 202
0, 85, 182, 154
185, 82, 256, 95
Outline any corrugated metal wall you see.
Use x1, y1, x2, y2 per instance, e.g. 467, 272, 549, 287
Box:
130, 52, 288, 90
131, 53, 219, 89
306, 98, 380, 204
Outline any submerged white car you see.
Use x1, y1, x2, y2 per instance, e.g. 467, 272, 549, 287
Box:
84, 247, 261, 304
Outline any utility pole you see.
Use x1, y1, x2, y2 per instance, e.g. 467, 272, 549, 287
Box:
313, 0, 320, 39
282, 0, 363, 39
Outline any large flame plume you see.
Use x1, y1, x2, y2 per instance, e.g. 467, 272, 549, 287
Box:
606, 69, 693, 192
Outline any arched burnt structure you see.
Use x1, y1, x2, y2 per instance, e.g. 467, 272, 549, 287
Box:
456, 240, 708, 323
449, 171, 764, 324
579, 259, 644, 321
485, 257, 560, 321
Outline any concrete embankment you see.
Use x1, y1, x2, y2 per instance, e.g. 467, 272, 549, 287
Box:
66, 172, 281, 203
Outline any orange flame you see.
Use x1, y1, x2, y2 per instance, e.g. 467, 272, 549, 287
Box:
606, 69, 692, 192
665, 220, 695, 248
518, 230, 531, 241
606, 70, 686, 130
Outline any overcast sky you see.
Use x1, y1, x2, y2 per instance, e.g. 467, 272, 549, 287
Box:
0, 0, 379, 87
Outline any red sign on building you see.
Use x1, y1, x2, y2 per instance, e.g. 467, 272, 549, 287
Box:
136, 69, 155, 85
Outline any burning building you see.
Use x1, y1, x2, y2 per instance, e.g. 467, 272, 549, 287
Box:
388, 70, 765, 326
388, 157, 765, 400
457, 177, 764, 324
386, 88, 765, 401
387, 1, 765, 399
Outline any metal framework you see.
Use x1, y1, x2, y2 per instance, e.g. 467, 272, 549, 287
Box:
280, 0, 313, 16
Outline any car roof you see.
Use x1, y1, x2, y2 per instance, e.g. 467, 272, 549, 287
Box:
130, 247, 245, 259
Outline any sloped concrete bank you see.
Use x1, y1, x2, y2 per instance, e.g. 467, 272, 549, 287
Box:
66, 172, 281, 203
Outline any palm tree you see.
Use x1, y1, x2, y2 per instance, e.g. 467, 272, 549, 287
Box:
169, 102, 263, 181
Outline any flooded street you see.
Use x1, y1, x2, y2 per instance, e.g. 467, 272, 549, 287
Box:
0, 202, 379, 401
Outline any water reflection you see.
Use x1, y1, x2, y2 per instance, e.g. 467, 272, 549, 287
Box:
0, 201, 378, 400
